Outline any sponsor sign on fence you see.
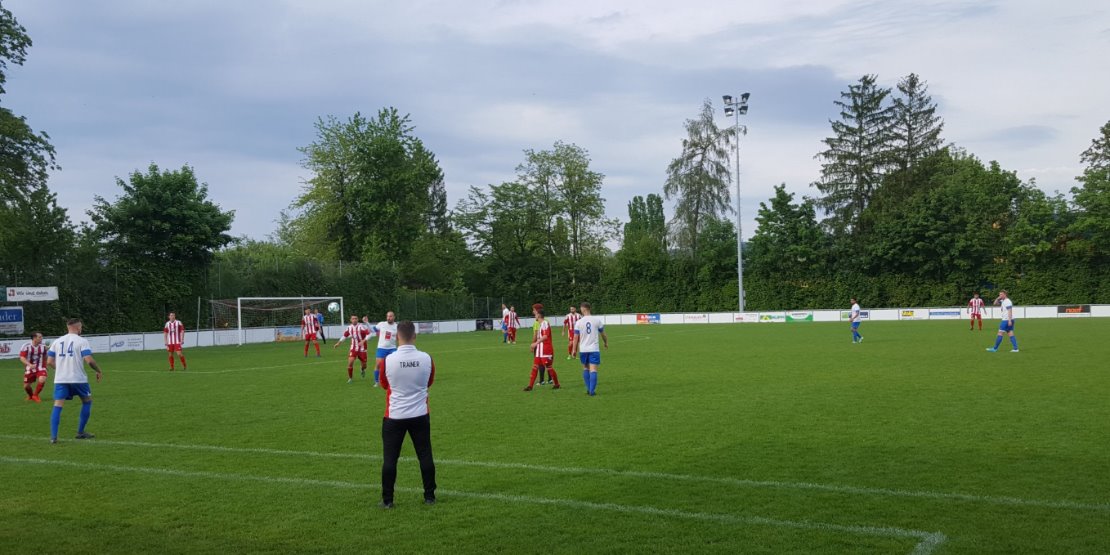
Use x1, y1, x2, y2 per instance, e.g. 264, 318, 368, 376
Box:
1057, 305, 1091, 317
900, 310, 928, 320
786, 311, 813, 322
759, 312, 786, 323
110, 334, 146, 352
841, 310, 871, 321
418, 322, 435, 334
4, 286, 59, 302
0, 339, 22, 358
929, 310, 961, 320
274, 326, 302, 342
683, 313, 709, 324
636, 313, 661, 325
0, 306, 24, 335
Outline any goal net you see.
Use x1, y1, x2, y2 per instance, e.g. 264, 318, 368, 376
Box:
209, 297, 345, 346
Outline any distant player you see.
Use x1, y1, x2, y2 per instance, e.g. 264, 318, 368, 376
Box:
529, 303, 548, 384
507, 306, 520, 344
563, 305, 580, 360
987, 290, 1019, 353
572, 301, 608, 396
301, 308, 321, 357
314, 308, 327, 341
500, 303, 510, 343
334, 314, 370, 383
849, 298, 863, 343
20, 332, 48, 402
371, 311, 399, 386
967, 292, 985, 331
164, 311, 187, 371
524, 307, 560, 391
46, 318, 103, 443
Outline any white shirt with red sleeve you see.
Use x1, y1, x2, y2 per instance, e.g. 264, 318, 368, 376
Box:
968, 298, 984, 316
21, 342, 48, 371
381, 345, 434, 420
164, 320, 185, 346
534, 320, 553, 358
342, 324, 369, 353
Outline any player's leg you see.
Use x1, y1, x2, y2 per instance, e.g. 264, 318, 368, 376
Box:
1008, 327, 1018, 351
314, 339, 321, 357
380, 418, 406, 507
24, 374, 34, 400
33, 374, 46, 401
538, 361, 547, 385
346, 355, 355, 383
168, 347, 176, 370
978, 314, 983, 330
580, 353, 590, 391
374, 351, 384, 386
304, 338, 310, 357
588, 362, 599, 396
525, 358, 539, 391
50, 386, 69, 442
76, 391, 94, 439
408, 415, 437, 503
178, 347, 187, 370
359, 352, 368, 378
546, 359, 560, 389
989, 324, 1005, 351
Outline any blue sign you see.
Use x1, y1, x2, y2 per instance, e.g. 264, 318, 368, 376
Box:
0, 306, 24, 334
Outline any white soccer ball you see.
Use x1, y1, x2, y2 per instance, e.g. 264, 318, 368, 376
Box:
327, 302, 340, 313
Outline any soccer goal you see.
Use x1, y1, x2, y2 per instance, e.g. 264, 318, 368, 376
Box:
209, 297, 345, 346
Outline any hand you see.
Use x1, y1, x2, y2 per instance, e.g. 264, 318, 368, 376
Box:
95, 370, 102, 383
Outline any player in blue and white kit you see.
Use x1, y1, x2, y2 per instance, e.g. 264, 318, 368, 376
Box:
849, 298, 863, 343
986, 290, 1019, 353
572, 302, 608, 396
46, 318, 104, 443
371, 311, 399, 387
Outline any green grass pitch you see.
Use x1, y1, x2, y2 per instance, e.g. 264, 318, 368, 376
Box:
1, 319, 1108, 554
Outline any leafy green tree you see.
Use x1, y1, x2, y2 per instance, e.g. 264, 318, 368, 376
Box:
891, 73, 944, 174
746, 184, 828, 280
814, 74, 895, 236
1070, 121, 1110, 259
454, 182, 547, 299
0, 182, 72, 287
0, 2, 56, 204
664, 99, 737, 261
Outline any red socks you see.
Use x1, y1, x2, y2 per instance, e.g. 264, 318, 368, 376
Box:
24, 385, 33, 398
528, 366, 538, 388
548, 368, 560, 386
180, 355, 186, 369
34, 381, 44, 396
304, 343, 310, 355
315, 343, 321, 356
169, 355, 175, 370
347, 365, 354, 379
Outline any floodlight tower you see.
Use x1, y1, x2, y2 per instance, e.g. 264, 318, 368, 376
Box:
722, 92, 750, 312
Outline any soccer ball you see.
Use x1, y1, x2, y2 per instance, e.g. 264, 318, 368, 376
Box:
327, 302, 340, 313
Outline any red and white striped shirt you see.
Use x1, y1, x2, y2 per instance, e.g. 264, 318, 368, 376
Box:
534, 320, 553, 358
968, 297, 985, 316
563, 312, 580, 336
342, 324, 369, 353
164, 320, 185, 345
508, 311, 520, 329
302, 314, 319, 334
20, 342, 47, 371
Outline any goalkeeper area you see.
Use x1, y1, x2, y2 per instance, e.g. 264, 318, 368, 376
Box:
209, 296, 344, 345
1, 319, 1108, 553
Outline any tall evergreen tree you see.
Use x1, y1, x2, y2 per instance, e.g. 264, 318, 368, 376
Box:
664, 99, 737, 261
891, 73, 944, 172
813, 75, 895, 236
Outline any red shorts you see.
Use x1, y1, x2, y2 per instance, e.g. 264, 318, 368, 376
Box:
970, 313, 982, 319
23, 370, 47, 384
166, 344, 182, 352
304, 333, 318, 341
533, 356, 552, 368
350, 351, 367, 363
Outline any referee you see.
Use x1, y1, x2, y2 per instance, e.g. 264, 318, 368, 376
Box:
378, 321, 437, 508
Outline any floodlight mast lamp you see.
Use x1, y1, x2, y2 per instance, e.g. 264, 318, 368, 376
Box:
722, 92, 750, 312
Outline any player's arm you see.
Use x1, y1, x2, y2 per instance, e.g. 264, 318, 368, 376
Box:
571, 330, 581, 355
19, 351, 30, 367
84, 354, 103, 382
333, 330, 349, 349
427, 358, 435, 387
599, 328, 609, 350
46, 355, 55, 369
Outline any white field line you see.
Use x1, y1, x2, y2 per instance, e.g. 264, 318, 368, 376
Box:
0, 455, 944, 555
1, 434, 1104, 513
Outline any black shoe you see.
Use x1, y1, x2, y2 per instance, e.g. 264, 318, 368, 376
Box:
424, 498, 436, 506
50, 438, 57, 444
522, 386, 532, 391
75, 432, 95, 440
379, 501, 394, 510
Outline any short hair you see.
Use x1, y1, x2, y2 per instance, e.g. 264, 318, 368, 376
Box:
397, 321, 416, 342
580, 301, 592, 311
31, 331, 42, 339
999, 289, 1008, 295
67, 318, 82, 327
535, 308, 545, 318
532, 303, 543, 312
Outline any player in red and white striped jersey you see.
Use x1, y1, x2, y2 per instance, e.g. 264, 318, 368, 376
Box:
20, 332, 48, 402
523, 307, 560, 391
968, 292, 985, 330
563, 306, 580, 360
301, 308, 321, 357
507, 306, 521, 344
334, 314, 370, 383
164, 312, 187, 371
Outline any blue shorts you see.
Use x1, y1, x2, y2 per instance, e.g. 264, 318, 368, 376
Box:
376, 348, 397, 359
579, 352, 601, 366
999, 320, 1015, 332
54, 383, 91, 401
851, 321, 861, 329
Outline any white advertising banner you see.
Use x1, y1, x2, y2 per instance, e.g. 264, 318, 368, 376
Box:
109, 334, 146, 352
5, 286, 59, 302
928, 309, 962, 320
0, 306, 24, 334
86, 335, 111, 354
682, 313, 709, 324
0, 338, 26, 360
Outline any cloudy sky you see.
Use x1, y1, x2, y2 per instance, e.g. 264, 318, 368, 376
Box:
6, 0, 1108, 242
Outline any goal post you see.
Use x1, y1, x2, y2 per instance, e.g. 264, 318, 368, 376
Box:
209, 297, 344, 346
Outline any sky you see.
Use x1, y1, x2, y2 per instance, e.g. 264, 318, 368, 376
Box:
5, 0, 1109, 243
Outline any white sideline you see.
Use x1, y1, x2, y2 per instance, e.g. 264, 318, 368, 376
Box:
0, 455, 945, 555
0, 434, 1104, 513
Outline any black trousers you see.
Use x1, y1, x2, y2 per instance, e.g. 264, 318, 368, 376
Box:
381, 414, 436, 503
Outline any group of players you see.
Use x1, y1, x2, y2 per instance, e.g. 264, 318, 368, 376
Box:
846, 290, 1020, 352
301, 308, 400, 385
500, 302, 609, 396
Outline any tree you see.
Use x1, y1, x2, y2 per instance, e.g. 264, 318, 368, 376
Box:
0, 182, 72, 285
0, 3, 56, 204
746, 184, 828, 280
90, 163, 234, 267
454, 182, 548, 298
1069, 121, 1110, 259
623, 194, 667, 250
814, 74, 895, 236
517, 141, 608, 263
891, 73, 944, 173
426, 167, 450, 237
664, 99, 737, 261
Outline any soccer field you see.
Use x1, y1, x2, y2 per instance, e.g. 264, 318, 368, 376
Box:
1, 320, 1108, 554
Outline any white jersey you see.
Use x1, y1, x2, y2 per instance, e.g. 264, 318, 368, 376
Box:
48, 333, 93, 384
382, 345, 435, 420
374, 321, 398, 350
1000, 298, 1014, 320
574, 315, 605, 353
851, 303, 861, 320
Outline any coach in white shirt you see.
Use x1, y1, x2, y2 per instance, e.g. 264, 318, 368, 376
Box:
378, 320, 437, 508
